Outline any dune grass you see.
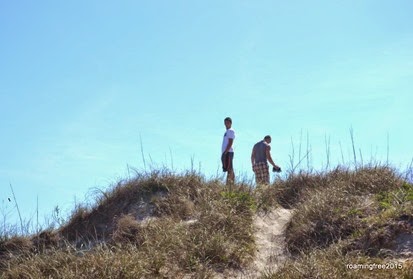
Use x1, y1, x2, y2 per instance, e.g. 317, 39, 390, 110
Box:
1, 170, 256, 278
262, 165, 413, 278
1, 164, 413, 278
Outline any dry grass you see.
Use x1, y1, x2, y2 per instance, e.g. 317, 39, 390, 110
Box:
266, 165, 413, 278
263, 242, 413, 279
271, 166, 404, 254
0, 236, 33, 269
111, 214, 143, 245
2, 165, 413, 278
1, 170, 256, 278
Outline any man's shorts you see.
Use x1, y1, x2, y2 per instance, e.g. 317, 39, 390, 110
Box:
253, 161, 269, 184
221, 152, 234, 172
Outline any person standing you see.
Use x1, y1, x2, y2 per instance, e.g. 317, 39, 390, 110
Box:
222, 117, 235, 185
251, 135, 281, 185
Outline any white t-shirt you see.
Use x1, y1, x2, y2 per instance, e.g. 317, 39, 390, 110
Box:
222, 128, 235, 153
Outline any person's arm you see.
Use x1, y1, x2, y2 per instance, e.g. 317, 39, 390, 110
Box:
265, 145, 277, 168
224, 138, 233, 153
251, 146, 256, 165
224, 130, 235, 153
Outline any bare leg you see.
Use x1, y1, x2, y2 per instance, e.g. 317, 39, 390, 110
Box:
226, 170, 235, 186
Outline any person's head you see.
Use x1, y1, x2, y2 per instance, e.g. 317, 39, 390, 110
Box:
264, 135, 271, 144
224, 117, 232, 129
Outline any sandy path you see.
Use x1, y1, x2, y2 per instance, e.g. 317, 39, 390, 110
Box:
251, 208, 293, 276
217, 207, 293, 278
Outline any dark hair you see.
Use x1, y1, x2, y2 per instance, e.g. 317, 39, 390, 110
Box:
224, 117, 232, 123
264, 135, 271, 140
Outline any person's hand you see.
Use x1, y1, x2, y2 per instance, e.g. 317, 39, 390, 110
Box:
272, 165, 281, 173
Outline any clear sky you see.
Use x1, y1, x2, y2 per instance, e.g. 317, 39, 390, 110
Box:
1, 0, 412, 232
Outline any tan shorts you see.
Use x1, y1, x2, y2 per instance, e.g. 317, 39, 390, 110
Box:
253, 162, 269, 184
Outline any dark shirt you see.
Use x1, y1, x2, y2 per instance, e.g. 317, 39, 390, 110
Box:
253, 141, 268, 164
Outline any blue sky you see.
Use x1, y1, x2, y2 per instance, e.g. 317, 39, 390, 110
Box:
1, 0, 412, 231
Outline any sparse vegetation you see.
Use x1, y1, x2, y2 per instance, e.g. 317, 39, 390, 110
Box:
1, 170, 256, 278
264, 165, 413, 278
1, 165, 413, 278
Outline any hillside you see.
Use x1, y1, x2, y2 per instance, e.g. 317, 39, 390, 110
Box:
1, 166, 413, 278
